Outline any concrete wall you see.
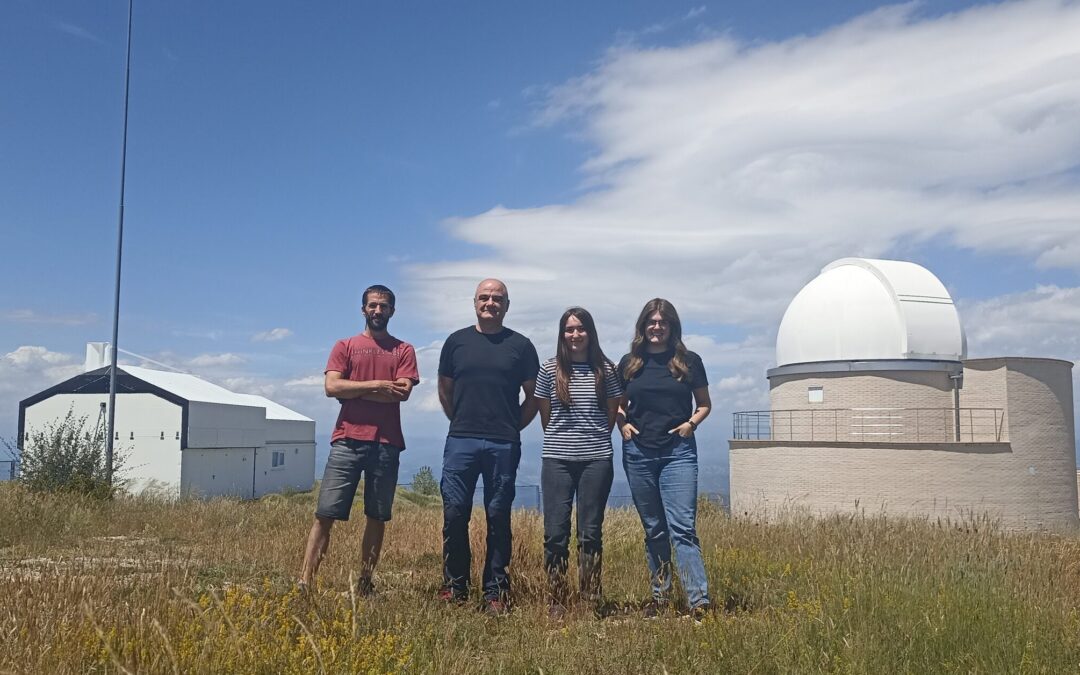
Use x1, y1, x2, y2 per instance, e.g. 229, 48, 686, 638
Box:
24, 393, 183, 493
732, 357, 1077, 531
253, 442, 316, 497
770, 369, 954, 412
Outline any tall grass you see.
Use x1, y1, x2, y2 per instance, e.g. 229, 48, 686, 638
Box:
3, 482, 1080, 673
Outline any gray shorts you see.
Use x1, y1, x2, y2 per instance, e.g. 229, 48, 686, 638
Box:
315, 439, 401, 522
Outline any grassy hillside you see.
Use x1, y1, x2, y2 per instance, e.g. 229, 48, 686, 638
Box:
3, 483, 1080, 673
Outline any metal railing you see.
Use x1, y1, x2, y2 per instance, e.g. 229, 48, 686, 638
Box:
732, 408, 1005, 443
395, 484, 728, 514
398, 482, 542, 511
0, 460, 18, 481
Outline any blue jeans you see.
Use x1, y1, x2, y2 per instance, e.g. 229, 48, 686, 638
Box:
440, 436, 521, 600
622, 436, 710, 609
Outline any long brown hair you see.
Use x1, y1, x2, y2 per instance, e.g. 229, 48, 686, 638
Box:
622, 298, 690, 382
555, 307, 613, 409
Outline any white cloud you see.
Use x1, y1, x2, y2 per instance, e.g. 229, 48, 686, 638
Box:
711, 372, 769, 412
961, 285, 1080, 360
0, 347, 84, 445
402, 341, 448, 415
284, 375, 323, 387
251, 328, 293, 342
406, 0, 1080, 342
0, 346, 82, 391
187, 353, 246, 368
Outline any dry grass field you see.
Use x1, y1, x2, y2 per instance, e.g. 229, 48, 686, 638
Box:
4, 482, 1080, 673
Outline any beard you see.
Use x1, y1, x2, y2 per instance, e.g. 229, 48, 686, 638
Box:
365, 315, 389, 331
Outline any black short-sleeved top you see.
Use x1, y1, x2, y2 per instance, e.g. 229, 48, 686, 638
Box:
439, 326, 540, 443
618, 349, 708, 450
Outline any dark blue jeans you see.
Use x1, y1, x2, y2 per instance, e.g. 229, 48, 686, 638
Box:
623, 435, 710, 609
440, 435, 521, 600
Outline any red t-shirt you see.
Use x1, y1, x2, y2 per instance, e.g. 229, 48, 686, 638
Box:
325, 333, 420, 449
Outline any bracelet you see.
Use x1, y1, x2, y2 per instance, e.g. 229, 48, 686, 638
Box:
688, 419, 698, 430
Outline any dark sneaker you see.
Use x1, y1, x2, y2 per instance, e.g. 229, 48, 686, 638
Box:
356, 576, 376, 598
592, 599, 615, 619
296, 579, 311, 596
437, 587, 467, 604
642, 599, 671, 619
482, 598, 510, 617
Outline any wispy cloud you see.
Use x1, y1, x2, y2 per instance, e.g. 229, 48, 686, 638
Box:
187, 353, 246, 368
54, 21, 106, 46
407, 0, 1080, 346
284, 375, 323, 387
251, 328, 293, 342
962, 285, 1080, 359
3, 309, 97, 326
685, 6, 707, 20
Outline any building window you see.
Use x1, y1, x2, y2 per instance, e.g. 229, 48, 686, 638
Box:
272, 451, 286, 468
808, 386, 824, 404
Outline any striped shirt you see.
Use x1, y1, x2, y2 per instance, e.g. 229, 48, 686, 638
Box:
534, 358, 624, 461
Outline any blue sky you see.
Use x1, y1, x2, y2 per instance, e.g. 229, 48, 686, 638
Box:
4, 0, 1080, 493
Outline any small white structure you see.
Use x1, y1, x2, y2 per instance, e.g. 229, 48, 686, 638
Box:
17, 344, 315, 499
731, 258, 1078, 531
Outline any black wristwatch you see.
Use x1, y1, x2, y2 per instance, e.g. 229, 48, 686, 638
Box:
687, 419, 698, 431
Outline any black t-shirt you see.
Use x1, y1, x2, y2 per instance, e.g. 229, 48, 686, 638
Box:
618, 349, 708, 450
439, 326, 540, 443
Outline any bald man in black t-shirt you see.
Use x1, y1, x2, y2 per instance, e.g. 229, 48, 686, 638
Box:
436, 279, 539, 615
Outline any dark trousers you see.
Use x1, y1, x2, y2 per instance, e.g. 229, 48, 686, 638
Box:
440, 436, 521, 600
541, 456, 614, 603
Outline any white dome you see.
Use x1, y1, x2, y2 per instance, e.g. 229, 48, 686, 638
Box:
775, 258, 966, 367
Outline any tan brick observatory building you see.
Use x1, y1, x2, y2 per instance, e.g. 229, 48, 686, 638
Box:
729, 258, 1078, 530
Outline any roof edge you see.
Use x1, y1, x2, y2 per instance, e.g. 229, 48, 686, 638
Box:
768, 359, 963, 379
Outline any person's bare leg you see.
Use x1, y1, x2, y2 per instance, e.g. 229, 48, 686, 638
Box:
358, 516, 387, 588
300, 515, 335, 586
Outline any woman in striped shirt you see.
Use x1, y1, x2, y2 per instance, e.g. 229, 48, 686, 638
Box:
535, 307, 623, 619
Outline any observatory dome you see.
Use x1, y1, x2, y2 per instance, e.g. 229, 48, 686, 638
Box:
775, 258, 966, 368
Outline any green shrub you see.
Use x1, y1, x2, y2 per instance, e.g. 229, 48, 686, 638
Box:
409, 465, 439, 496
7, 407, 125, 499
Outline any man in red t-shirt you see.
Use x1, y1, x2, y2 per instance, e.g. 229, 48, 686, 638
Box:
299, 284, 420, 595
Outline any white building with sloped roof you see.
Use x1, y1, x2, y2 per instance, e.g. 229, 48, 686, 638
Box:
17, 343, 315, 499
730, 258, 1077, 530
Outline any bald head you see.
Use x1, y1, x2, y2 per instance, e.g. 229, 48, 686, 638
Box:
474, 278, 509, 332
475, 278, 508, 299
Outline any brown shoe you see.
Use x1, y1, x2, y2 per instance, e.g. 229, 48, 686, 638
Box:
437, 587, 468, 604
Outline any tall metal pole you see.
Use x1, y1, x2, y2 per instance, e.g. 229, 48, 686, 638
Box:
106, 0, 134, 486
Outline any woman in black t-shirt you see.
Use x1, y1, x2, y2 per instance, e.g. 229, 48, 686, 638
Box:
617, 298, 712, 618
